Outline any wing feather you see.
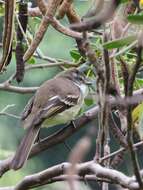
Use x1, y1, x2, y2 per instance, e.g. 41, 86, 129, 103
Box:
33, 95, 79, 126
21, 96, 35, 120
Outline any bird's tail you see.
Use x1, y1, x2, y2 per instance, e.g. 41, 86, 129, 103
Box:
10, 125, 40, 170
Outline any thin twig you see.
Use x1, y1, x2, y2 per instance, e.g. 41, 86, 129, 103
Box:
15, 14, 30, 46
48, 17, 83, 39
0, 83, 38, 94
0, 104, 20, 119
23, 0, 62, 62
0, 112, 20, 119
100, 141, 143, 163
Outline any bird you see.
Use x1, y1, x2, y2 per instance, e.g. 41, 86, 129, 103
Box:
10, 68, 89, 170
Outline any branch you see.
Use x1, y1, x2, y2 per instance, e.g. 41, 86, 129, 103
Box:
0, 42, 57, 63
0, 174, 111, 190
28, 7, 42, 17
36, 1, 84, 39
70, 0, 120, 32
126, 36, 143, 187
66, 5, 87, 56
23, 0, 61, 62
0, 62, 76, 94
29, 106, 99, 157
0, 161, 141, 190
36, 0, 47, 15
56, 0, 73, 19
0, 83, 38, 94
25, 62, 76, 70
100, 141, 143, 163
48, 17, 83, 39
38, 174, 113, 184
0, 104, 20, 119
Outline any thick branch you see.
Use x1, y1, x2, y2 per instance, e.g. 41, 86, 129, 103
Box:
0, 161, 141, 190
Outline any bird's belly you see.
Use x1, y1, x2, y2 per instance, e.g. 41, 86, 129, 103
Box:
42, 105, 81, 128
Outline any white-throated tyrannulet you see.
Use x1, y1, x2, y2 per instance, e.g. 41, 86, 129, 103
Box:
10, 68, 89, 170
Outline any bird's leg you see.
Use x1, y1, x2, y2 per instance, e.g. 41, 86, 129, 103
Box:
63, 120, 77, 129
35, 130, 41, 143
71, 120, 77, 128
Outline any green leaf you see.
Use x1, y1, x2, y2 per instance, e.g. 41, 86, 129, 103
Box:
103, 35, 136, 49
135, 78, 143, 86
127, 14, 143, 25
120, 0, 128, 3
70, 49, 81, 61
27, 57, 36, 64
84, 98, 94, 107
0, 4, 4, 16
138, 112, 143, 139
132, 103, 143, 123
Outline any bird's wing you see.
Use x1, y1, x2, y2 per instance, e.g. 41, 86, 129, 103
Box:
33, 94, 79, 126
11, 94, 79, 170
21, 95, 35, 120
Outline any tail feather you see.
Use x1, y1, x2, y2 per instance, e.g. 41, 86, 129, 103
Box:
10, 125, 40, 170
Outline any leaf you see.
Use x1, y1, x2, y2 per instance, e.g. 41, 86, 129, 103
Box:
138, 112, 143, 139
132, 103, 143, 123
135, 78, 143, 86
127, 14, 143, 25
0, 4, 4, 16
27, 57, 36, 64
140, 0, 143, 8
134, 78, 143, 90
84, 98, 94, 107
103, 35, 137, 49
70, 49, 81, 61
120, 0, 128, 3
